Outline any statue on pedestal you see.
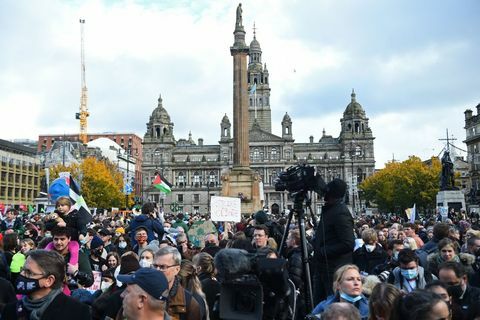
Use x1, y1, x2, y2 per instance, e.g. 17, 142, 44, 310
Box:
236, 3, 242, 27
440, 150, 456, 190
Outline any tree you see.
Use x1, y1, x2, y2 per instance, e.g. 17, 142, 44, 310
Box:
359, 156, 441, 214
49, 157, 126, 209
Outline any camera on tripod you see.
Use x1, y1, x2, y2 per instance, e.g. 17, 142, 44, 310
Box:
274, 164, 326, 196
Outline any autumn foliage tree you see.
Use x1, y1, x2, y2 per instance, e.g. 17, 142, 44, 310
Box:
359, 156, 441, 214
49, 157, 126, 208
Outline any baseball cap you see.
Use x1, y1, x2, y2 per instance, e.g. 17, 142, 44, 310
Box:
117, 268, 169, 301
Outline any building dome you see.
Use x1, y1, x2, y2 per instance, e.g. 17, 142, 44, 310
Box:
221, 113, 230, 124
250, 37, 261, 51
282, 112, 291, 122
150, 95, 172, 123
343, 89, 366, 118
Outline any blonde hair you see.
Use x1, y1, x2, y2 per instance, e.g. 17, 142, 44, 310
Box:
333, 264, 360, 293
55, 196, 72, 208
403, 237, 418, 250
20, 238, 35, 249
362, 229, 378, 243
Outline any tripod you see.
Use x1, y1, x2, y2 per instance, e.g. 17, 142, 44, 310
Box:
278, 191, 317, 313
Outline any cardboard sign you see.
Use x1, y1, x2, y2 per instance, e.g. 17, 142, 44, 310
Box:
210, 196, 241, 222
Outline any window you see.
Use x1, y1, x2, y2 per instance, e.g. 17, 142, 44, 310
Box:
253, 148, 260, 161
193, 194, 200, 203
209, 171, 216, 186
271, 148, 278, 160
177, 172, 185, 187
177, 194, 184, 203
193, 172, 200, 185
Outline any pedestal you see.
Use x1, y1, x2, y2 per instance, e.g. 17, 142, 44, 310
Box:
221, 167, 262, 215
436, 190, 466, 212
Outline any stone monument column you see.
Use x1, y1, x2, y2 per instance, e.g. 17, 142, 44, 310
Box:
221, 3, 261, 215
231, 3, 250, 169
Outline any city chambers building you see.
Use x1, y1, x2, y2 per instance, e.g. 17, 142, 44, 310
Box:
142, 29, 375, 215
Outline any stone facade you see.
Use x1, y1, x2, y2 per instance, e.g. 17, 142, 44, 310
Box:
141, 24, 375, 215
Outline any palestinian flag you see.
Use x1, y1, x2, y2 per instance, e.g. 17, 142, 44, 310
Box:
153, 173, 172, 194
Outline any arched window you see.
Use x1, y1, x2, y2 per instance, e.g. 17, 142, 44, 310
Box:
177, 172, 185, 187
193, 171, 200, 185
156, 127, 161, 138
285, 126, 290, 135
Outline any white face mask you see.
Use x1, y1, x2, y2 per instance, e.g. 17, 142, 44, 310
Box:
118, 241, 127, 249
139, 259, 152, 268
101, 281, 112, 291
365, 244, 376, 252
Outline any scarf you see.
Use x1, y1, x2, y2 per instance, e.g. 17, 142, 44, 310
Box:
436, 253, 460, 265
22, 288, 62, 320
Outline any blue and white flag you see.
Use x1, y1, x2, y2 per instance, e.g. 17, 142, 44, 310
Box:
124, 183, 133, 195
249, 83, 256, 95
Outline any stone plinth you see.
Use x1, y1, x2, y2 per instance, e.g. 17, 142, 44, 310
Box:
436, 190, 466, 212
221, 168, 261, 215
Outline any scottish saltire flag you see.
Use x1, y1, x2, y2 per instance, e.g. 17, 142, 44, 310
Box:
249, 82, 256, 95
153, 173, 172, 194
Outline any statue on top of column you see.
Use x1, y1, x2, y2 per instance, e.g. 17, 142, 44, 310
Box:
236, 3, 243, 27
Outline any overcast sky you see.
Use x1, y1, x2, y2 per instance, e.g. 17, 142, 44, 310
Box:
1, 0, 478, 168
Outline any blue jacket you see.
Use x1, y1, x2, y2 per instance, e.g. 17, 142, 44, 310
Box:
127, 214, 165, 245
312, 294, 369, 320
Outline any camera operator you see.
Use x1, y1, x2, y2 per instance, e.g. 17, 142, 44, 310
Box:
312, 178, 355, 304
49, 226, 94, 291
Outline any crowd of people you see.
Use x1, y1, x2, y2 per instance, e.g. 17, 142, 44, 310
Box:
1, 178, 480, 319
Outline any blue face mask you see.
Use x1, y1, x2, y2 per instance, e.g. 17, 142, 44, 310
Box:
400, 268, 418, 280
340, 292, 362, 303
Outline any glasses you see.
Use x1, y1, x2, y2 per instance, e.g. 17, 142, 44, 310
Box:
20, 267, 46, 278
152, 263, 179, 271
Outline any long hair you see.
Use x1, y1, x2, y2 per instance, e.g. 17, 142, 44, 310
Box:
179, 259, 209, 319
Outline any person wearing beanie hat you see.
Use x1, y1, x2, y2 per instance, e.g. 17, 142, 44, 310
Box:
312, 178, 355, 305
254, 210, 269, 225
89, 235, 107, 272
115, 227, 125, 237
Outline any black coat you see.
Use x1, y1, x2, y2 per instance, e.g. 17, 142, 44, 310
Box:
2, 292, 91, 320
453, 285, 480, 320
353, 244, 388, 275
313, 200, 355, 271
198, 273, 220, 320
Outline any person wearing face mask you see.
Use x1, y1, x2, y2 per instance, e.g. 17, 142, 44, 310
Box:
88, 236, 108, 272
139, 249, 155, 268
115, 235, 132, 256
438, 261, 480, 320
133, 227, 150, 256
387, 248, 434, 292
1, 249, 90, 320
353, 228, 388, 275
310, 264, 369, 319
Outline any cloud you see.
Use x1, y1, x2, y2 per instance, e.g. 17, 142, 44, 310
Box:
0, 0, 478, 171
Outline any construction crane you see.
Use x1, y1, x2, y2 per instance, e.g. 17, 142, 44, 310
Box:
76, 18, 89, 144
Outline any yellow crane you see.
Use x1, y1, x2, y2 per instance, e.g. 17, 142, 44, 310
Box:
76, 18, 89, 144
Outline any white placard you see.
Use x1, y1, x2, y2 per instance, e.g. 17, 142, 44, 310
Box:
210, 196, 241, 222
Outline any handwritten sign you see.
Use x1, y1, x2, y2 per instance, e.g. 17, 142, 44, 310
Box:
211, 196, 241, 222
